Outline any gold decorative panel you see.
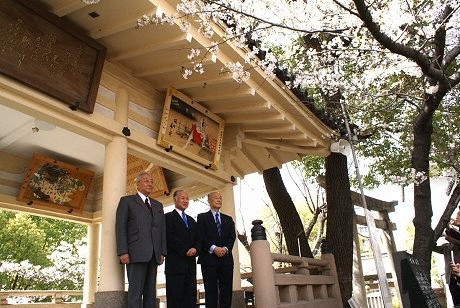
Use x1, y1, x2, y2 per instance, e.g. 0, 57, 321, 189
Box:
126, 154, 169, 198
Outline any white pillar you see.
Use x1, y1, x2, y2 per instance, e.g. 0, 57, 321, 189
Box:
220, 183, 242, 290
98, 136, 127, 291
83, 223, 101, 306
98, 87, 129, 293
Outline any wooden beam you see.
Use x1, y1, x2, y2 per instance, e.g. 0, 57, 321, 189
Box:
110, 32, 193, 61
316, 176, 398, 212
351, 191, 397, 212
242, 137, 329, 156
355, 214, 396, 231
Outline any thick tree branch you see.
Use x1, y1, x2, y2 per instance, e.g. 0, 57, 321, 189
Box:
351, 0, 451, 83
443, 45, 460, 69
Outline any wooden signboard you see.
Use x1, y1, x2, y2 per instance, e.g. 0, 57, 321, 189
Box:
0, 0, 106, 113
17, 153, 94, 213
157, 87, 225, 170
393, 251, 441, 308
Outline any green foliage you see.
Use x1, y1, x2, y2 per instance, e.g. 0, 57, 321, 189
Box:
292, 156, 325, 183
0, 213, 50, 267
0, 210, 86, 291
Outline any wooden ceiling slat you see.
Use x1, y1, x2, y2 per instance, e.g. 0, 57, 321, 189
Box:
191, 88, 256, 102
209, 101, 270, 114
224, 113, 283, 124
237, 122, 294, 132
134, 58, 215, 78
246, 131, 306, 140
111, 33, 193, 61
243, 138, 329, 156
46, 0, 84, 17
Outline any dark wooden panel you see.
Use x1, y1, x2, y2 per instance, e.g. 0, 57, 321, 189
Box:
0, 0, 106, 113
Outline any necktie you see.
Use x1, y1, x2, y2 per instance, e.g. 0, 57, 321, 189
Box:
144, 197, 152, 214
181, 211, 189, 229
215, 212, 221, 235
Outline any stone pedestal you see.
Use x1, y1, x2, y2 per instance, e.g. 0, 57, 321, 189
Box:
94, 291, 127, 308
231, 290, 246, 308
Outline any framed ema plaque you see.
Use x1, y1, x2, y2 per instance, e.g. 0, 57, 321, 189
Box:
17, 153, 94, 213
157, 87, 225, 170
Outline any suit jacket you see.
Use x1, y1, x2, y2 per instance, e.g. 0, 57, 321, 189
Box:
115, 194, 167, 264
165, 210, 200, 274
435, 241, 460, 284
197, 210, 236, 266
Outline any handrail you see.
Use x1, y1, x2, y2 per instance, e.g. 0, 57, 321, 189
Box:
0, 276, 256, 306
0, 290, 83, 305
249, 220, 343, 308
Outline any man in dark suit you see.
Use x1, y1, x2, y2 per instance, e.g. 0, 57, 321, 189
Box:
115, 172, 167, 308
197, 191, 236, 308
434, 210, 460, 306
165, 190, 200, 308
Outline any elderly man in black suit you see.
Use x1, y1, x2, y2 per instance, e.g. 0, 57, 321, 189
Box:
115, 172, 167, 308
197, 191, 236, 308
165, 190, 200, 308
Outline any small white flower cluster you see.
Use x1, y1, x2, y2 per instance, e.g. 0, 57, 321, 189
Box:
412, 169, 428, 186
198, 21, 214, 39
226, 61, 250, 83
425, 82, 439, 95
187, 48, 201, 60
194, 62, 205, 74
259, 52, 277, 80
182, 68, 192, 79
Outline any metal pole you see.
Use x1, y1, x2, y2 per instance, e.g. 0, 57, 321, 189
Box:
340, 101, 393, 308
296, 230, 303, 257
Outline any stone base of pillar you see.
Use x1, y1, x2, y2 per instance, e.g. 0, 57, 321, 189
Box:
81, 304, 95, 308
231, 290, 246, 308
94, 291, 127, 308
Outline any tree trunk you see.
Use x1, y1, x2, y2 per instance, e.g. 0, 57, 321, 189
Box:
263, 167, 313, 257
412, 93, 442, 278
313, 210, 327, 256
325, 152, 354, 306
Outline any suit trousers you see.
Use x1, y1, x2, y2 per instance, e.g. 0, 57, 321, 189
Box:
126, 259, 158, 308
449, 276, 460, 306
201, 263, 233, 308
166, 273, 197, 308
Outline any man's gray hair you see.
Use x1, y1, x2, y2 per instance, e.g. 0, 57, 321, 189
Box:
135, 171, 150, 183
207, 191, 220, 200
173, 190, 185, 198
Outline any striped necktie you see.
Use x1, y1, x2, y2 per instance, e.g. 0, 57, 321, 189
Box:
215, 212, 221, 235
